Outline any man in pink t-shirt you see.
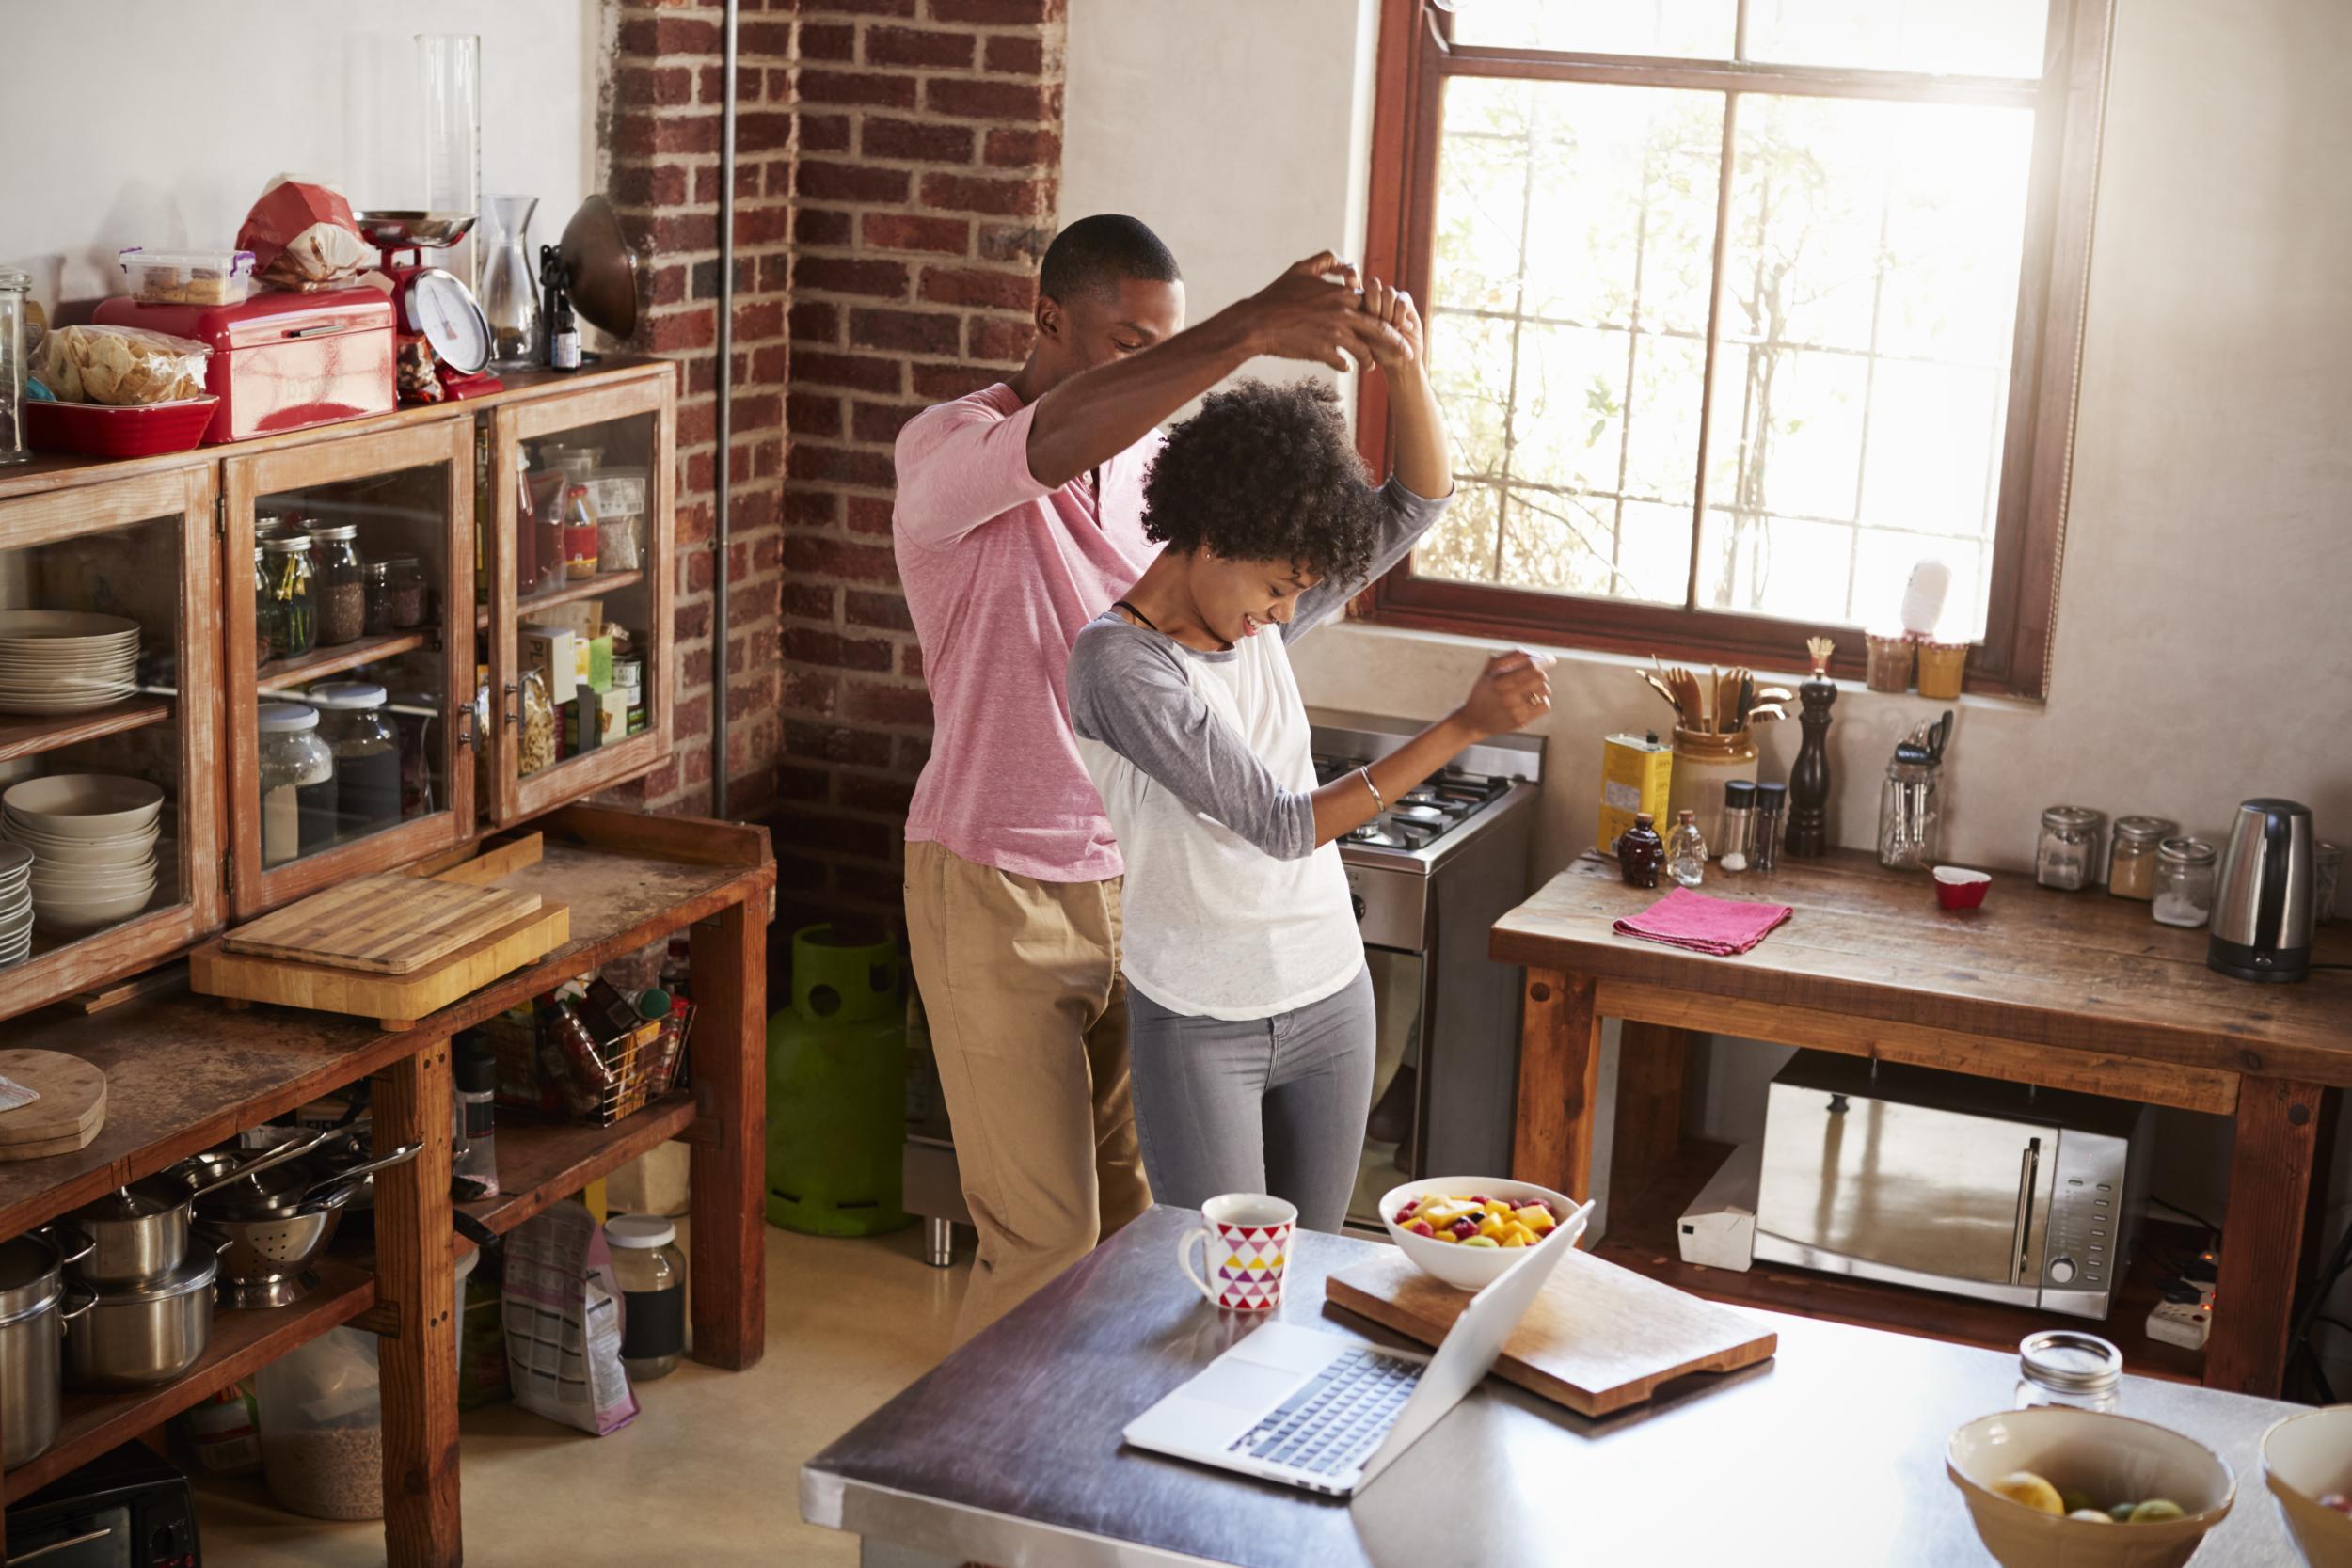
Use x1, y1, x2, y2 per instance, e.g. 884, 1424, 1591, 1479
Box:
896, 214, 1404, 1339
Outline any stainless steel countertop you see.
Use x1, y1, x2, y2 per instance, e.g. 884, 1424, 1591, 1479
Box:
802, 1208, 2305, 1567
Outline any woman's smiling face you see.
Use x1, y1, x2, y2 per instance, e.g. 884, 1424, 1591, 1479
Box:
1179, 550, 1323, 648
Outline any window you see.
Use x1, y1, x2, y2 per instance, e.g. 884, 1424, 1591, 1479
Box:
1357, 0, 2113, 695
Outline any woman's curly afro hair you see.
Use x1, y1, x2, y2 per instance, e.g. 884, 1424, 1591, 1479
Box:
1141, 378, 1383, 584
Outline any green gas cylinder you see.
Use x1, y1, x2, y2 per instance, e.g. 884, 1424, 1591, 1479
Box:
765, 924, 913, 1236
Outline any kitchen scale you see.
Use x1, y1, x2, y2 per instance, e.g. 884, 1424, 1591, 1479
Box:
352, 210, 502, 401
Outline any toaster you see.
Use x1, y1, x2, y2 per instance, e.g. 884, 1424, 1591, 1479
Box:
94, 286, 395, 444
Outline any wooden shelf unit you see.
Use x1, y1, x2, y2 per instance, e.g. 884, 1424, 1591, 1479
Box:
458, 1095, 700, 1246
0, 696, 172, 768
255, 627, 434, 690
477, 569, 646, 631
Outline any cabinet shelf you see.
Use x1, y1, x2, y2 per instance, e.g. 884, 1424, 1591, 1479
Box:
457, 1094, 699, 1246
0, 696, 173, 768
477, 569, 645, 631
256, 627, 434, 690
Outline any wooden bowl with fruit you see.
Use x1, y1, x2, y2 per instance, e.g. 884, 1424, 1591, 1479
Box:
1379, 1177, 1590, 1291
1947, 1407, 2234, 1568
2264, 1404, 2352, 1566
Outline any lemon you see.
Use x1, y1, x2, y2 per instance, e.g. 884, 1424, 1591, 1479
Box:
2067, 1510, 2114, 1523
1991, 1472, 2065, 1515
2128, 1499, 2186, 1524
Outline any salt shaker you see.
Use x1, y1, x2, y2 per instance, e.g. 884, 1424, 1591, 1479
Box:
1752, 783, 1788, 872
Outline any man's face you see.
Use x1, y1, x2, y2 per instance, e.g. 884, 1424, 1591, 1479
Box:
1039, 277, 1185, 375
1184, 551, 1321, 649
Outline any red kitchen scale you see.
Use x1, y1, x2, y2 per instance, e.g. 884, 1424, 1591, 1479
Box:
352, 210, 502, 402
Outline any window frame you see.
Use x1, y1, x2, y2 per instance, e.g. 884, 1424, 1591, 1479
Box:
1353, 0, 2116, 697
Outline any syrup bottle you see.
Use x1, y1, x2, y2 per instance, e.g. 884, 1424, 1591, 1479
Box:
1618, 811, 1665, 889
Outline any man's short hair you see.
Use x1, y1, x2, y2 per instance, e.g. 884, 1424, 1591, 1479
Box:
1038, 214, 1181, 304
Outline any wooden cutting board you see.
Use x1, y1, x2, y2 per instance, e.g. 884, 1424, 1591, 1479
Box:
221, 874, 542, 975
0, 1049, 106, 1159
1325, 1243, 1777, 1417
192, 901, 568, 1031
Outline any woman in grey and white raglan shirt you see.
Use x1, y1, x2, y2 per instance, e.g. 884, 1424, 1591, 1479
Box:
1064, 277, 1553, 1233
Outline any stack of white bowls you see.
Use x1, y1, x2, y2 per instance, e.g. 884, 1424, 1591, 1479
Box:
0, 611, 144, 716
0, 775, 165, 937
0, 843, 29, 967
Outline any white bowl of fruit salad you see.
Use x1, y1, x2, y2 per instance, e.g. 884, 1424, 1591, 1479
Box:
1946, 1406, 2233, 1567
2264, 1404, 2352, 1566
1379, 1177, 1587, 1291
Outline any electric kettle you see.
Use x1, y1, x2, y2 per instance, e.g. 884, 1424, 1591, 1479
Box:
2209, 797, 2315, 983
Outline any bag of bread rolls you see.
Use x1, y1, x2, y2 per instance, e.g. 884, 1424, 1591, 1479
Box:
237, 175, 373, 293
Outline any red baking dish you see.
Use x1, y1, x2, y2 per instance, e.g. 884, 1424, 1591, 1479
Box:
25, 396, 220, 458
93, 287, 394, 444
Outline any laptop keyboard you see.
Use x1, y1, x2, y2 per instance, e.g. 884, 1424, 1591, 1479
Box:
1228, 1347, 1422, 1476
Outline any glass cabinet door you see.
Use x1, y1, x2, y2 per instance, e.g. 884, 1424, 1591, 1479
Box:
0, 466, 223, 1017
485, 370, 675, 823
223, 420, 475, 917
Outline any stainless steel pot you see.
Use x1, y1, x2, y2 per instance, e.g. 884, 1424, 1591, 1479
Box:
62, 1252, 215, 1390
59, 1175, 195, 1287
0, 1231, 97, 1465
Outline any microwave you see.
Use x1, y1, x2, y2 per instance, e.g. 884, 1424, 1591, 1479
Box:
5, 1441, 199, 1567
1752, 1051, 2151, 1321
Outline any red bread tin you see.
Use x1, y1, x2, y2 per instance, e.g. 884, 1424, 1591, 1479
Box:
93, 287, 395, 444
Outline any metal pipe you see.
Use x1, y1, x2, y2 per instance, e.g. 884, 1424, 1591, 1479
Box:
712, 0, 739, 817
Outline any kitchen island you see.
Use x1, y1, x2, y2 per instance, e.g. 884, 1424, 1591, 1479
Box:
803, 1206, 2303, 1566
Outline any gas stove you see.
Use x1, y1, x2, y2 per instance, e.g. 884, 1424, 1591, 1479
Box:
1310, 710, 1543, 875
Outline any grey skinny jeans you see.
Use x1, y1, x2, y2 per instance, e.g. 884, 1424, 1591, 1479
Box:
1126, 966, 1375, 1235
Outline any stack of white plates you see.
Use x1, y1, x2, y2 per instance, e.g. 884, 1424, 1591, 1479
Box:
0, 843, 29, 968
0, 611, 144, 716
0, 775, 165, 937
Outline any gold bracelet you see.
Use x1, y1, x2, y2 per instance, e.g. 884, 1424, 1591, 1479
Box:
1358, 767, 1383, 814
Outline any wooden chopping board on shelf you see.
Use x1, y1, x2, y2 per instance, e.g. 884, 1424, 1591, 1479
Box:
0, 1049, 107, 1160
1325, 1244, 1776, 1417
220, 874, 542, 975
191, 900, 568, 1032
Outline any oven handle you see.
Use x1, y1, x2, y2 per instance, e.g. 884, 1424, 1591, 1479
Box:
2009, 1137, 2042, 1286
8, 1527, 114, 1565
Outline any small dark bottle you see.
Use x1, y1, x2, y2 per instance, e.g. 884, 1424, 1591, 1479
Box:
1618, 811, 1665, 889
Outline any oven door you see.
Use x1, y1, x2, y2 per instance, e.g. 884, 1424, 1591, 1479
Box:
1753, 1079, 2049, 1306
5, 1508, 135, 1568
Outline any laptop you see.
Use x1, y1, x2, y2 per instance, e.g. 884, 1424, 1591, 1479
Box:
1123, 1200, 1594, 1497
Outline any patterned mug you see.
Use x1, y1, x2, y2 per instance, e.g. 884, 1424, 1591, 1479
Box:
1178, 1193, 1296, 1312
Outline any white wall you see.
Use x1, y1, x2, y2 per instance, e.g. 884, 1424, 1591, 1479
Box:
1, 1, 603, 310
1063, 0, 2352, 1228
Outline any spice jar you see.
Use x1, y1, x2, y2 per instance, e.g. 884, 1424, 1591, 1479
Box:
261, 534, 317, 659
257, 703, 335, 867
2014, 1330, 2121, 1414
310, 524, 366, 646
562, 483, 600, 580
1877, 761, 1944, 871
1717, 780, 1756, 872
603, 1214, 687, 1381
308, 682, 403, 837
361, 562, 397, 636
382, 555, 428, 628
253, 545, 276, 664
1752, 782, 1788, 872
612, 656, 646, 736
2106, 816, 2178, 901
2318, 841, 2342, 926
2153, 837, 2218, 929
2036, 806, 2105, 891
1617, 812, 1664, 889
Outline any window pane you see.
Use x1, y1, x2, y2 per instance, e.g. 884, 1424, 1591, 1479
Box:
1741, 0, 2050, 78
1450, 0, 1738, 61
1700, 93, 2032, 631
1413, 480, 1506, 585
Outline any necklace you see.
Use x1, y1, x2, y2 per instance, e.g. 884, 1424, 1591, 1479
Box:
1112, 598, 1160, 632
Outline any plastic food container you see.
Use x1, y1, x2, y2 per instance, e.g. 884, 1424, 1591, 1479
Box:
24, 396, 219, 457
119, 248, 257, 307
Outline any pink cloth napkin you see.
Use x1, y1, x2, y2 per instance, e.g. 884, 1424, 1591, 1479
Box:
1613, 886, 1792, 956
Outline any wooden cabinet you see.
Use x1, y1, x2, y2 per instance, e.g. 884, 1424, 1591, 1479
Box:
0, 359, 679, 1020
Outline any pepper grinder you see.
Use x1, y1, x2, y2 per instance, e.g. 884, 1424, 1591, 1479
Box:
1787, 636, 1836, 857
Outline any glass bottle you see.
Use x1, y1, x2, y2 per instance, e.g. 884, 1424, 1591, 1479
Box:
362, 562, 397, 636
2015, 1330, 2121, 1414
1877, 762, 1943, 870
604, 1214, 687, 1380
1716, 780, 1756, 872
307, 681, 402, 838
2036, 805, 2105, 891
0, 266, 28, 467
257, 703, 335, 867
384, 555, 429, 628
1617, 812, 1664, 889
451, 1040, 499, 1199
562, 483, 600, 580
1667, 810, 1708, 888
261, 534, 317, 658
310, 523, 367, 646
1752, 782, 1788, 872
2106, 816, 2177, 901
2153, 837, 2218, 929
481, 195, 544, 372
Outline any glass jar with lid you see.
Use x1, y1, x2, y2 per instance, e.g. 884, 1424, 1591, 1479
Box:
361, 562, 397, 636
252, 545, 276, 664
306, 682, 402, 838
2015, 1330, 2121, 1414
257, 702, 335, 866
2106, 816, 2177, 900
1878, 761, 1944, 870
2036, 805, 2105, 891
0, 266, 29, 467
383, 555, 429, 628
260, 534, 317, 658
310, 523, 366, 646
2153, 837, 2218, 929
602, 1213, 686, 1380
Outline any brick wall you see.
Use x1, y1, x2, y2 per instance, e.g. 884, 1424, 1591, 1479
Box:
601, 0, 1067, 931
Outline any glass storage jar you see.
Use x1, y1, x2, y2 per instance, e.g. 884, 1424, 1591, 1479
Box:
0, 266, 28, 467
382, 555, 428, 628
258, 703, 335, 867
361, 562, 397, 636
253, 545, 276, 664
1878, 761, 1944, 870
2153, 837, 2218, 928
310, 524, 366, 646
603, 1214, 686, 1381
562, 483, 600, 580
2106, 816, 2177, 900
2015, 1330, 2121, 1414
2036, 805, 2105, 891
307, 682, 403, 838
260, 534, 317, 659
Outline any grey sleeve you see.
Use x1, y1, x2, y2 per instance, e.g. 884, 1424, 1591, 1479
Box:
1285, 474, 1454, 641
1066, 624, 1319, 862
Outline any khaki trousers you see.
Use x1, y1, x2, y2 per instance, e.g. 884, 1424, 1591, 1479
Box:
904, 840, 1152, 1343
